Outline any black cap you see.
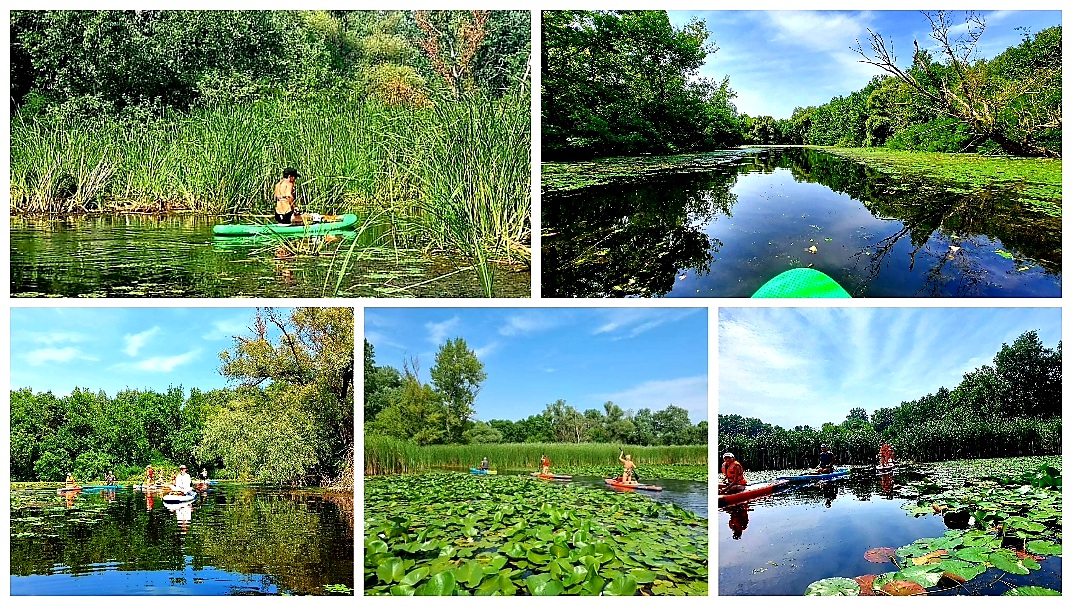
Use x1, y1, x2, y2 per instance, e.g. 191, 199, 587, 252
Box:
283, 167, 300, 178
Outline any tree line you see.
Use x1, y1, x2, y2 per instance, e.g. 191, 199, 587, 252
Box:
11, 10, 530, 119
365, 339, 708, 446
719, 330, 1061, 471
11, 308, 354, 486
543, 10, 1060, 160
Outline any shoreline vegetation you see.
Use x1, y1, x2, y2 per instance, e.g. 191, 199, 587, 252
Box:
10, 10, 532, 288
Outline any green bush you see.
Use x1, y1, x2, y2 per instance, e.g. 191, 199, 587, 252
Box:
886, 117, 973, 153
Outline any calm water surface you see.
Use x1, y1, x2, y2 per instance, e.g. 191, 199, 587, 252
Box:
11, 484, 354, 595
718, 470, 1061, 595
543, 149, 1061, 297
11, 215, 529, 298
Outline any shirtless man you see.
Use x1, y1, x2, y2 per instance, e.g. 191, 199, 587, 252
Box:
274, 168, 300, 224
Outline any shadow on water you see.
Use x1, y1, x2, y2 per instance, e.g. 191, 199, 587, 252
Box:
10, 484, 354, 595
542, 148, 1061, 297
10, 214, 529, 298
717, 469, 1061, 596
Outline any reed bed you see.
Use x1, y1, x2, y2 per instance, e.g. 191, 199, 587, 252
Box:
718, 416, 1061, 472
364, 435, 707, 476
11, 92, 531, 271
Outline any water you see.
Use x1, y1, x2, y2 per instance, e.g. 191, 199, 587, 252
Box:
493, 470, 707, 518
542, 148, 1061, 297
11, 484, 354, 595
718, 471, 1061, 595
10, 215, 529, 297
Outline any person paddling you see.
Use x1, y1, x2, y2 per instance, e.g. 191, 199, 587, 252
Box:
539, 454, 551, 475
816, 444, 835, 474
480, 457, 489, 471
173, 465, 193, 493
878, 443, 896, 467
65, 471, 77, 489
145, 464, 155, 486
719, 452, 747, 494
618, 449, 637, 484
274, 167, 300, 224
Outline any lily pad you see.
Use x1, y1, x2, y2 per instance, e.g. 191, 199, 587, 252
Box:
877, 580, 926, 596
1003, 586, 1061, 596
1026, 540, 1061, 556
864, 547, 897, 563
805, 577, 860, 596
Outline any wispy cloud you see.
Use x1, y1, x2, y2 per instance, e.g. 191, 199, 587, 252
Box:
202, 318, 249, 341
594, 308, 704, 338
29, 332, 88, 345
425, 317, 460, 345
126, 350, 201, 372
473, 342, 500, 359
499, 312, 563, 336
123, 326, 161, 356
596, 375, 709, 421
26, 347, 96, 366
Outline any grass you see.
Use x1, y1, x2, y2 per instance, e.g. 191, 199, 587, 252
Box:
364, 435, 707, 476
11, 93, 531, 276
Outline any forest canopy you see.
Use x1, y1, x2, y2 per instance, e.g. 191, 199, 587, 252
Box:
542, 10, 1061, 159
11, 308, 354, 486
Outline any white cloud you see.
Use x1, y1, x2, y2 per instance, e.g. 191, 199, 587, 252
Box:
596, 375, 709, 421
123, 326, 161, 356
29, 332, 88, 345
473, 342, 500, 359
129, 350, 201, 372
26, 347, 95, 366
202, 318, 248, 341
425, 317, 460, 345
499, 312, 562, 336
766, 11, 869, 53
594, 308, 703, 338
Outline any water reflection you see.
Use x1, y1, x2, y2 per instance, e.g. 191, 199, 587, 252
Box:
543, 148, 1061, 297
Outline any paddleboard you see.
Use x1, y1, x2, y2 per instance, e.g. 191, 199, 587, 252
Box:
752, 268, 851, 298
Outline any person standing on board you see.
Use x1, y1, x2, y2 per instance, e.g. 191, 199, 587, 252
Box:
816, 444, 835, 474
540, 454, 551, 475
274, 167, 301, 224
145, 464, 155, 486
65, 471, 77, 488
719, 453, 746, 494
619, 450, 637, 484
878, 443, 896, 467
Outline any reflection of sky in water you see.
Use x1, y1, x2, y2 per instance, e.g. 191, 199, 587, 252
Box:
12, 563, 278, 596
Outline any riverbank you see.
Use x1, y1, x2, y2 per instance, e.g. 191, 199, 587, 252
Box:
10, 93, 531, 267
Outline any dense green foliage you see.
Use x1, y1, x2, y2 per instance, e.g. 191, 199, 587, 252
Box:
10, 10, 531, 270
543, 11, 1060, 159
11, 308, 354, 486
365, 339, 707, 448
364, 435, 706, 475
720, 331, 1061, 471
365, 473, 707, 595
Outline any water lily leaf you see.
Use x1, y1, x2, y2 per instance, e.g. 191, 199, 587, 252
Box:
953, 547, 989, 563
603, 574, 638, 596
483, 554, 508, 573
390, 584, 416, 596
366, 538, 389, 554
1026, 540, 1061, 556
895, 565, 944, 588
935, 559, 985, 582
911, 550, 948, 566
853, 575, 878, 596
455, 561, 483, 587
995, 249, 1015, 259
415, 571, 456, 596
878, 580, 926, 596
376, 557, 406, 584
475, 571, 516, 597
988, 549, 1030, 575
629, 569, 657, 584
805, 577, 860, 596
400, 566, 430, 586
525, 573, 565, 596
864, 547, 897, 563
501, 542, 525, 559
582, 574, 606, 596
1003, 586, 1061, 596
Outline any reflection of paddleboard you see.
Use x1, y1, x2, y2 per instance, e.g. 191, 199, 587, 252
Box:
752, 268, 851, 298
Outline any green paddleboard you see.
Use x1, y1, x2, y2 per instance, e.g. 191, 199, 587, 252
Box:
751, 268, 851, 298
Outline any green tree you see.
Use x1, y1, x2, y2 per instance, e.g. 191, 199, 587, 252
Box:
430, 337, 487, 443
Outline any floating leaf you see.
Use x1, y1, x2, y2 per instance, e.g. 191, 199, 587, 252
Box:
995, 249, 1015, 259
988, 549, 1030, 575
400, 566, 430, 587
630, 569, 657, 584
935, 559, 985, 582
525, 573, 564, 596
911, 550, 948, 566
952, 547, 988, 563
877, 580, 926, 596
805, 577, 860, 596
853, 575, 878, 596
1026, 540, 1061, 556
415, 571, 457, 596
376, 557, 406, 584
864, 547, 897, 563
1003, 586, 1061, 596
603, 574, 638, 596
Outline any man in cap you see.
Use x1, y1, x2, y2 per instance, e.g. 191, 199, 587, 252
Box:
174, 465, 193, 493
817, 445, 835, 474
719, 452, 747, 494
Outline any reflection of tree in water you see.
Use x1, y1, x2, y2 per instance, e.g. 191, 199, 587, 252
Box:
779, 148, 1061, 291
543, 172, 739, 296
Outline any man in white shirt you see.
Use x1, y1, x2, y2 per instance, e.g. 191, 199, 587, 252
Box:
174, 465, 193, 492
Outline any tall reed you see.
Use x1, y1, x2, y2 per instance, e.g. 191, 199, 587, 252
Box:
364, 437, 708, 476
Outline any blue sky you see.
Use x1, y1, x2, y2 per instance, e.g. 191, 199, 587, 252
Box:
366, 308, 709, 422
668, 10, 1062, 119
719, 308, 1060, 428
10, 308, 282, 396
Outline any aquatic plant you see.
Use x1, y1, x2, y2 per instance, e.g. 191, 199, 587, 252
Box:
364, 473, 707, 595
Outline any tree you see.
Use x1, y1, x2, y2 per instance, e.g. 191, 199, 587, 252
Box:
653, 405, 693, 445
463, 422, 502, 444
430, 338, 487, 443
855, 12, 1061, 157
993, 330, 1061, 417
364, 339, 403, 421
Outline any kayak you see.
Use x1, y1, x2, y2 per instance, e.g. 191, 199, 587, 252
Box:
470, 468, 498, 475
162, 491, 197, 504
752, 268, 851, 298
81, 484, 121, 491
57, 486, 82, 495
212, 213, 359, 237
777, 468, 850, 483
604, 478, 663, 492
530, 472, 572, 481
719, 480, 789, 508
134, 483, 166, 491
